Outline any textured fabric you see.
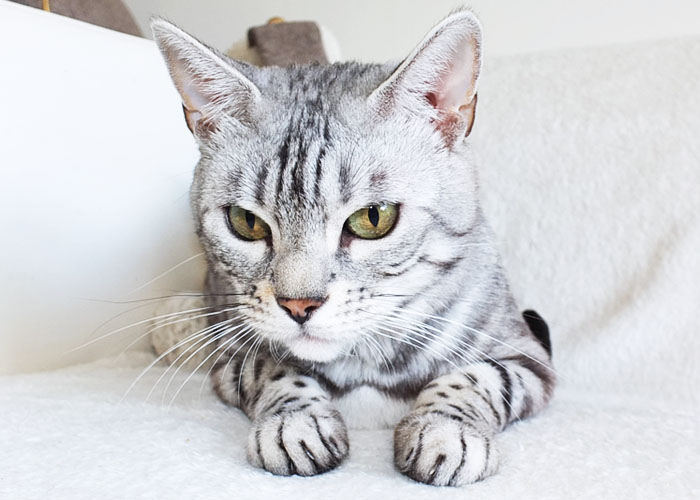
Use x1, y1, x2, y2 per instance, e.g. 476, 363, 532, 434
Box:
474, 37, 700, 407
0, 352, 697, 500
248, 21, 328, 66
10, 0, 141, 36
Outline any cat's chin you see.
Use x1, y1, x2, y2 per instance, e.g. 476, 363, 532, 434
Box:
284, 334, 344, 363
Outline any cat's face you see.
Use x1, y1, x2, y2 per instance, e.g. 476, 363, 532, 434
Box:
153, 13, 483, 362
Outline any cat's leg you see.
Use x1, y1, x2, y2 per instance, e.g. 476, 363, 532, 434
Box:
394, 356, 554, 486
212, 353, 349, 476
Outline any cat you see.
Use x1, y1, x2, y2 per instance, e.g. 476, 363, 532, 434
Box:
151, 8, 555, 486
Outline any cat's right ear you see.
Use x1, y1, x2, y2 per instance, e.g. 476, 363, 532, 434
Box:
151, 18, 260, 139
368, 9, 482, 147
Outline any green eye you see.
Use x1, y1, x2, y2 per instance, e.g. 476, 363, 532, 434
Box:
227, 206, 270, 241
346, 203, 398, 239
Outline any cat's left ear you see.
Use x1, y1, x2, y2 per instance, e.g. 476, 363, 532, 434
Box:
151, 18, 261, 139
368, 9, 482, 145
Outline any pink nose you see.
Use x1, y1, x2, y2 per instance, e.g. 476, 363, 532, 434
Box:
276, 297, 326, 324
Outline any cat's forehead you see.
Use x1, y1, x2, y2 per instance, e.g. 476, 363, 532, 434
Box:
239, 64, 388, 168
217, 64, 399, 208
205, 62, 436, 232
254, 62, 392, 105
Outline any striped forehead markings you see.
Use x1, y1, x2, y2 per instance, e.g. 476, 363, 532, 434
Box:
274, 127, 292, 202
290, 134, 310, 201
313, 121, 331, 202
273, 109, 331, 209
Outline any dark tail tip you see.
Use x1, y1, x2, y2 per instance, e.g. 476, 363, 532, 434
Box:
522, 309, 552, 357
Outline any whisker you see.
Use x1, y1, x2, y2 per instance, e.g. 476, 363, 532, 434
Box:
273, 341, 291, 366
268, 339, 281, 364
374, 308, 493, 367
121, 252, 205, 297
363, 308, 478, 366
76, 291, 249, 306
366, 326, 495, 424
115, 305, 241, 358
167, 326, 253, 409
157, 320, 246, 403
371, 311, 516, 417
362, 333, 391, 371
359, 336, 381, 368
145, 323, 237, 402
86, 300, 175, 342
237, 335, 264, 405
371, 297, 556, 375
68, 304, 234, 353
197, 332, 248, 399
366, 302, 527, 420
218, 331, 259, 395
120, 315, 239, 402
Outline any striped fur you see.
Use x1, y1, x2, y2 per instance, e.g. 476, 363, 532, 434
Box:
153, 8, 555, 487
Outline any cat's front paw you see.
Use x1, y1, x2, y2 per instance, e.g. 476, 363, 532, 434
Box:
394, 411, 498, 486
247, 408, 349, 476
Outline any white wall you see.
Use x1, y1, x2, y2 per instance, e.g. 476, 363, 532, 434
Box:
0, 2, 203, 374
123, 0, 700, 61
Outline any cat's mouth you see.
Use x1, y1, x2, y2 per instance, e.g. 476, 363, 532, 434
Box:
296, 330, 332, 345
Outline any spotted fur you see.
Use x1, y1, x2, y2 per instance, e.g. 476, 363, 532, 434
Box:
152, 8, 555, 486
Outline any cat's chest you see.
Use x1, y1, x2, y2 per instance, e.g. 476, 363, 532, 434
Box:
333, 386, 412, 430
302, 356, 426, 429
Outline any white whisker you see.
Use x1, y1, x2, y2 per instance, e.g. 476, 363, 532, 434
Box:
198, 333, 248, 398
167, 326, 252, 409
369, 312, 515, 418
371, 297, 556, 375
69, 304, 233, 353
218, 331, 259, 394
237, 336, 264, 405
121, 315, 238, 402
121, 252, 205, 297
157, 320, 247, 402
367, 326, 495, 424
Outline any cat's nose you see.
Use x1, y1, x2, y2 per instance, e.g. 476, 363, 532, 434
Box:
276, 297, 326, 324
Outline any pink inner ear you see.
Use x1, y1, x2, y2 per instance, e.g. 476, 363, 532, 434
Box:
432, 37, 477, 113
172, 61, 211, 114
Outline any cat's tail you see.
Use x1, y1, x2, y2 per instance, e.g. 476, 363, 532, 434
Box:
522, 309, 552, 357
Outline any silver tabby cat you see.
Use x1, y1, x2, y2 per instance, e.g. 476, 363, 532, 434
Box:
152, 8, 554, 487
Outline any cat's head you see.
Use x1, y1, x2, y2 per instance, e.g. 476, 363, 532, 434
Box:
152, 10, 483, 363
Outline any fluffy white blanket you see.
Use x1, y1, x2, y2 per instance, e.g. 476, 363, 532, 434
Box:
474, 38, 700, 412
1, 6, 699, 499
1, 352, 696, 500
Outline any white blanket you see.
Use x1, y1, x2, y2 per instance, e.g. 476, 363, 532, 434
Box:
1, 352, 697, 500
474, 38, 700, 409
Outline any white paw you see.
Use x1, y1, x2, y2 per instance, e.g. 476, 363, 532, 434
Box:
247, 408, 348, 476
394, 410, 498, 486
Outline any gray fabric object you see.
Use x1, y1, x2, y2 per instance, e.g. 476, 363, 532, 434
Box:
247, 21, 327, 66
10, 0, 141, 36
